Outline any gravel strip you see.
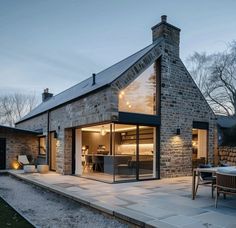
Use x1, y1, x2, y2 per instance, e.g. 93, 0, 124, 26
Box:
0, 175, 129, 228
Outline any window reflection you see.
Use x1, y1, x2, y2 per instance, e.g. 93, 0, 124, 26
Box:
39, 137, 46, 155
119, 63, 156, 115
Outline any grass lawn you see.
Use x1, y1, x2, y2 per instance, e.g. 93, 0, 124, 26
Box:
0, 197, 33, 228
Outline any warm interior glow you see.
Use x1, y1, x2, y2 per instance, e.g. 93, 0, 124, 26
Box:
12, 160, 20, 170
100, 126, 107, 136
82, 125, 148, 132
119, 143, 154, 146
192, 128, 207, 160
118, 63, 156, 115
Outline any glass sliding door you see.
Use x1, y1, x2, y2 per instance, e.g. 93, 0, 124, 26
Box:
113, 124, 157, 182
81, 124, 113, 183
113, 124, 137, 182
138, 126, 156, 180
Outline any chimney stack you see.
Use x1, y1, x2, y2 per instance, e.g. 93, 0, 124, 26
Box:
161, 15, 167, 23
42, 88, 53, 102
152, 15, 181, 56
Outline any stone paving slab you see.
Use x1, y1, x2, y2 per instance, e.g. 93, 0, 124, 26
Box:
7, 170, 236, 228
161, 215, 200, 227
145, 219, 178, 228
193, 211, 236, 227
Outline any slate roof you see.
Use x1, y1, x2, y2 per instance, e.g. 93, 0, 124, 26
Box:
217, 115, 236, 128
17, 38, 163, 123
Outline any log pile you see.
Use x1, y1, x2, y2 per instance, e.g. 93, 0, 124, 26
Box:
219, 147, 236, 166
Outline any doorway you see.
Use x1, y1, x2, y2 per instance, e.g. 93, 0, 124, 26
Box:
192, 128, 208, 168
50, 132, 57, 171
0, 138, 6, 170
113, 124, 156, 182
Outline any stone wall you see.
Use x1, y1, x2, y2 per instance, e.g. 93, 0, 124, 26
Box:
158, 41, 217, 178
219, 146, 236, 166
0, 129, 38, 169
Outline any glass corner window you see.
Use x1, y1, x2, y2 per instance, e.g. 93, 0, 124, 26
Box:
118, 63, 156, 115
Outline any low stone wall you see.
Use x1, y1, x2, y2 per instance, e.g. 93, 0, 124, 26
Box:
218, 146, 236, 166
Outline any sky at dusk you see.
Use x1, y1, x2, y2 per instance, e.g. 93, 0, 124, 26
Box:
1, 0, 236, 98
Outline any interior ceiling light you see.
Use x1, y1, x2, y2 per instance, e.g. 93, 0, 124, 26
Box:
100, 126, 107, 136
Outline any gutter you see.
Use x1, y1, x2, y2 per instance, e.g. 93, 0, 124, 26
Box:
46, 111, 50, 166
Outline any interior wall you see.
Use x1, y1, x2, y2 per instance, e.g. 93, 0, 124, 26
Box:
50, 132, 57, 170
82, 131, 110, 154
198, 129, 207, 159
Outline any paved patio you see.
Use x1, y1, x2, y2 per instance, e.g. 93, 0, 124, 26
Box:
8, 170, 236, 228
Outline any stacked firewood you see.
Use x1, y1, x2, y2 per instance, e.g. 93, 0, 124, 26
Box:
219, 147, 236, 166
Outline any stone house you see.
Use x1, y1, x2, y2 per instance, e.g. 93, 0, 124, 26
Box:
13, 16, 217, 182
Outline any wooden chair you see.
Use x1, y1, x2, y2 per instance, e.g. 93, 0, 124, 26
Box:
195, 164, 216, 198
215, 172, 236, 208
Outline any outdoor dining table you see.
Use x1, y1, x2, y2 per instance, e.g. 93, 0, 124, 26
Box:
192, 166, 236, 200
192, 167, 218, 200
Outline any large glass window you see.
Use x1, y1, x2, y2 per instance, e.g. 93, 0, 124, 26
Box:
118, 63, 156, 115
79, 123, 157, 183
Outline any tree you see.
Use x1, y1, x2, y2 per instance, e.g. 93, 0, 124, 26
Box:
0, 93, 38, 126
187, 41, 236, 116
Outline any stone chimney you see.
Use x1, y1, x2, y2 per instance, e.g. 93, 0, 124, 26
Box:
42, 88, 53, 102
152, 15, 181, 56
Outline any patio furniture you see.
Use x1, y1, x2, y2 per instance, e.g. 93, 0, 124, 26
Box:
195, 164, 216, 198
37, 164, 49, 173
220, 163, 229, 167
23, 165, 36, 173
18, 155, 35, 169
192, 165, 218, 200
18, 155, 30, 166
215, 168, 236, 208
192, 157, 205, 169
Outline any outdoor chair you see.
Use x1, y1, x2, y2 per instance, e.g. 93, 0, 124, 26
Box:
18, 155, 31, 167
195, 164, 216, 198
215, 169, 236, 208
18, 155, 36, 173
220, 163, 229, 167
